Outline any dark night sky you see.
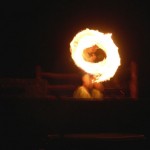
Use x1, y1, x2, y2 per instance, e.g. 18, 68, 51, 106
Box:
1, 0, 150, 97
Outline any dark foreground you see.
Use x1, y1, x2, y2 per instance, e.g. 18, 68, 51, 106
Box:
1, 97, 150, 149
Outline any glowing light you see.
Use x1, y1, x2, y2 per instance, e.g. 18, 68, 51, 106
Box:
70, 28, 121, 82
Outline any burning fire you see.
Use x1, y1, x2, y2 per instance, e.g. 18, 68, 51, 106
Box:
70, 28, 121, 82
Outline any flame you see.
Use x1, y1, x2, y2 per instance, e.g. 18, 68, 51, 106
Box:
70, 28, 121, 82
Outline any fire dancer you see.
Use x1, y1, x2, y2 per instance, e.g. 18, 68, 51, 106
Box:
73, 73, 104, 99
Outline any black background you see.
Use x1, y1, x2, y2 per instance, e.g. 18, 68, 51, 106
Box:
1, 0, 150, 98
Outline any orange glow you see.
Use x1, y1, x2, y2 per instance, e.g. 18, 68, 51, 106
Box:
70, 28, 121, 82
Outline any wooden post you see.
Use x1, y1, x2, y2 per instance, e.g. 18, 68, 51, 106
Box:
130, 61, 138, 100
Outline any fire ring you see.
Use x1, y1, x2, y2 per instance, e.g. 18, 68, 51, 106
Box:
70, 28, 120, 82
